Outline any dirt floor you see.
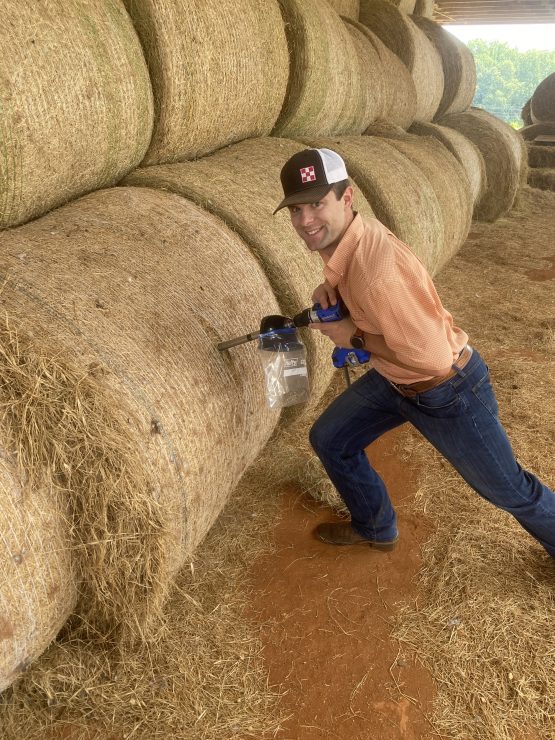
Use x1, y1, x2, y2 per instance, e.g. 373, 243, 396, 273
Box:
250, 432, 437, 740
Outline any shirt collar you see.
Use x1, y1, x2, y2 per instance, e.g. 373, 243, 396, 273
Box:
323, 212, 364, 287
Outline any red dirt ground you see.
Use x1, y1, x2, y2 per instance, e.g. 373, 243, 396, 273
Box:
249, 429, 438, 740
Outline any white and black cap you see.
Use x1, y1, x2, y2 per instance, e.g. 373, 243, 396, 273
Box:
273, 148, 349, 214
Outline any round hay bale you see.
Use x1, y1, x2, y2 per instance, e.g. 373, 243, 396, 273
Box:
528, 144, 555, 169
409, 120, 487, 206
411, 16, 476, 118
0, 187, 281, 641
0, 456, 76, 692
123, 137, 375, 412
366, 128, 473, 270
343, 21, 389, 125
300, 136, 444, 274
358, 0, 444, 122
122, 0, 289, 164
521, 98, 533, 126
438, 108, 522, 221
519, 122, 555, 141
528, 168, 555, 192
413, 0, 434, 17
345, 20, 417, 129
0, 0, 153, 230
385, 0, 416, 11
328, 0, 360, 20
273, 0, 379, 137
531, 72, 555, 123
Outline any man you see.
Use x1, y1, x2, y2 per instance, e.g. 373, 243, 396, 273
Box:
274, 147, 555, 558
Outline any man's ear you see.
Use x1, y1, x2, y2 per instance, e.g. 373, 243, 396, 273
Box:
343, 185, 354, 209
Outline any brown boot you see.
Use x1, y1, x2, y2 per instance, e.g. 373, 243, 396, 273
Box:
315, 522, 398, 550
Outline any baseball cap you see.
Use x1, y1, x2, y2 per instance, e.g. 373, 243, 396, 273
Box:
273, 148, 349, 214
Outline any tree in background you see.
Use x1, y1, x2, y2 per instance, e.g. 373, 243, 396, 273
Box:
467, 40, 555, 127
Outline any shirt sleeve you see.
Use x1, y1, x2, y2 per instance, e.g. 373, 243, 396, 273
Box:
359, 266, 455, 374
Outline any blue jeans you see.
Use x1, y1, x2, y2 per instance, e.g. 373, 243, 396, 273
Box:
309, 348, 555, 558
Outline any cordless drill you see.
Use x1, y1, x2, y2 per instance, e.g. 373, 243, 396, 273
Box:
292, 302, 371, 369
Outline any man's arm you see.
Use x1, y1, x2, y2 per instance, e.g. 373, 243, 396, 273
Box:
310, 318, 452, 377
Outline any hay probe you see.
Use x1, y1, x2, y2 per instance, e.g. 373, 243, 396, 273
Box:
217, 303, 370, 387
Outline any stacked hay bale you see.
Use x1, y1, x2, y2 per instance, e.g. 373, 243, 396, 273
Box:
273, 0, 384, 137
300, 136, 444, 274
0, 187, 283, 687
122, 0, 289, 163
0, 456, 76, 692
122, 137, 376, 413
358, 0, 444, 122
412, 0, 434, 17
0, 0, 153, 230
345, 19, 417, 129
409, 121, 487, 208
365, 123, 473, 270
439, 108, 525, 221
328, 0, 360, 20
411, 16, 476, 119
522, 73, 555, 191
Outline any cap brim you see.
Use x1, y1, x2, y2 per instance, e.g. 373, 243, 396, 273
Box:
273, 184, 333, 215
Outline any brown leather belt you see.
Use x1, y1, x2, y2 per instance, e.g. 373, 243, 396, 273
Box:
391, 346, 473, 398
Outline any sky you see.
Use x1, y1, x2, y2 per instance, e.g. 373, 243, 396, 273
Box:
446, 24, 555, 52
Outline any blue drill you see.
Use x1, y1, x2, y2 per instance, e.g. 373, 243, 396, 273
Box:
292, 302, 371, 380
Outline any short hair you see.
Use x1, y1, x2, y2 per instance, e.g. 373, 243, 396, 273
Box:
331, 179, 351, 200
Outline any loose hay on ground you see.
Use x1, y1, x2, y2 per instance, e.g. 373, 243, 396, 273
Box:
358, 0, 444, 122
0, 187, 281, 648
0, 0, 153, 229
123, 0, 289, 163
394, 187, 555, 740
409, 120, 487, 206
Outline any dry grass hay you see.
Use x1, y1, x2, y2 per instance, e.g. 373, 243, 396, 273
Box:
409, 120, 487, 206
344, 19, 416, 128
0, 456, 77, 692
301, 136, 444, 273
0, 187, 281, 643
358, 0, 444, 122
413, 0, 434, 17
531, 71, 555, 123
273, 0, 376, 137
411, 16, 476, 118
365, 127, 473, 269
343, 21, 389, 125
328, 0, 360, 20
528, 167, 555, 191
0, 0, 153, 230
123, 138, 375, 413
385, 0, 416, 11
528, 144, 555, 168
521, 97, 533, 126
122, 0, 288, 164
439, 108, 523, 221
519, 122, 555, 141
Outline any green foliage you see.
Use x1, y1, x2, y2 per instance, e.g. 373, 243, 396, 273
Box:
467, 40, 555, 126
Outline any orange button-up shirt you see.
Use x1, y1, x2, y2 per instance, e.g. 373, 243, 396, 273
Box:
323, 213, 468, 384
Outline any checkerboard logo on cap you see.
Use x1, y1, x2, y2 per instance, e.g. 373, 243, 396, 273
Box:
300, 166, 316, 183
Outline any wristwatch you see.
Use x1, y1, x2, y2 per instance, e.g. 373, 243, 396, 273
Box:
350, 328, 365, 350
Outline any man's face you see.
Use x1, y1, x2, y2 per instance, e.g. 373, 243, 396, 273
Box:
287, 187, 354, 257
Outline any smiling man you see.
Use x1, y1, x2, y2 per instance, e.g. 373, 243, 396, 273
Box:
273, 147, 555, 559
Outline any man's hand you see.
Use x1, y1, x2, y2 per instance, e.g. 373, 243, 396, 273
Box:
311, 281, 337, 309
309, 317, 356, 347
